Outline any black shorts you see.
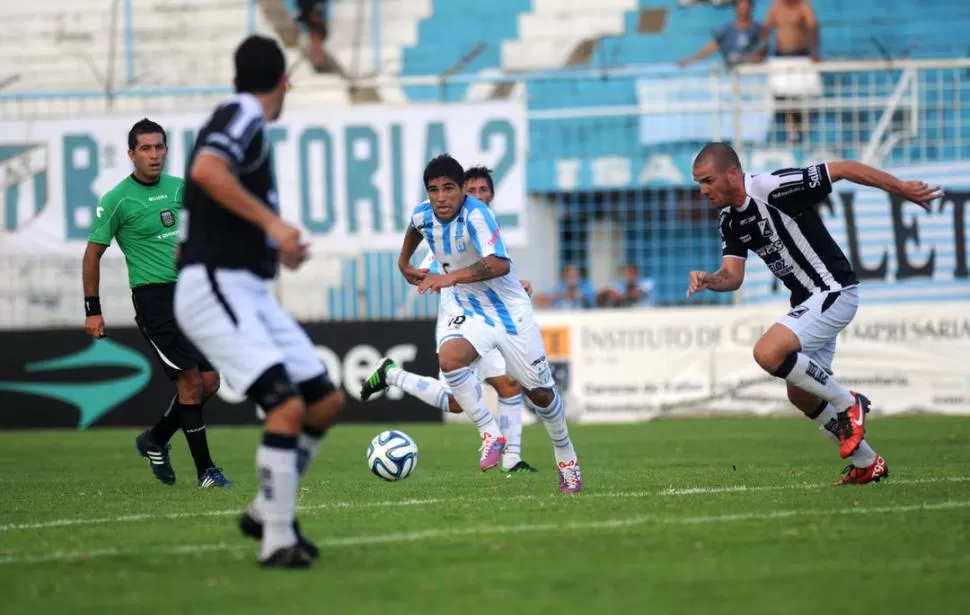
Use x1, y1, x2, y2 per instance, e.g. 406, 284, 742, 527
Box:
132, 283, 214, 380
297, 0, 326, 26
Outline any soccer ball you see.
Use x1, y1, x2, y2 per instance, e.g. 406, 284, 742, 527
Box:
367, 430, 418, 481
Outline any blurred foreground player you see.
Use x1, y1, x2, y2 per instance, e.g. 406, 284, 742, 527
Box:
687, 142, 941, 485
174, 35, 344, 568
82, 119, 230, 489
361, 166, 539, 474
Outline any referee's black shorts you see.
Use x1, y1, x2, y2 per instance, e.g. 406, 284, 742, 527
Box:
132, 283, 214, 380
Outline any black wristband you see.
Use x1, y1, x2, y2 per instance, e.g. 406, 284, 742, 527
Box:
84, 296, 102, 317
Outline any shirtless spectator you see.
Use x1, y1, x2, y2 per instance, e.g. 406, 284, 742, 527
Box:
760, 0, 823, 142
761, 0, 820, 60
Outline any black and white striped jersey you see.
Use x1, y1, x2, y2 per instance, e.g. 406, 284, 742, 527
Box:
719, 163, 858, 306
179, 93, 280, 279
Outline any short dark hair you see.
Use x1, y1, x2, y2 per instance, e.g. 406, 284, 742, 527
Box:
128, 118, 166, 150
423, 154, 464, 189
463, 165, 495, 193
234, 35, 286, 94
694, 142, 743, 172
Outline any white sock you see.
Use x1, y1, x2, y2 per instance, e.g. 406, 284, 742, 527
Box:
499, 394, 524, 469
811, 403, 841, 445
443, 367, 502, 437
255, 436, 299, 560
296, 429, 322, 477
526, 389, 577, 465
249, 427, 323, 523
387, 366, 451, 412
811, 403, 878, 468
777, 353, 855, 412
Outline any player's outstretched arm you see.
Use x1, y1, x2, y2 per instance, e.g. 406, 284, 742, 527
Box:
687, 256, 745, 298
827, 161, 943, 211
82, 242, 108, 338
398, 226, 427, 285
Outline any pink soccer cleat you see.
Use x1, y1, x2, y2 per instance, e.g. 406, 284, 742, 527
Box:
479, 432, 506, 471
558, 460, 582, 494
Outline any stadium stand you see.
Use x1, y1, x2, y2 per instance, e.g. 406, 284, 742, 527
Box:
2, 0, 969, 323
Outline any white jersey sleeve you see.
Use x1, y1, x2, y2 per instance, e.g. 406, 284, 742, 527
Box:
465, 205, 510, 260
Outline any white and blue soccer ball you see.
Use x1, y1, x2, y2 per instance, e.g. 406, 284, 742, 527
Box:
367, 430, 418, 481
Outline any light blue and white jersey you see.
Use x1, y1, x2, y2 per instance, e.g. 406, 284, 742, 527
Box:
418, 251, 461, 320
409, 196, 532, 335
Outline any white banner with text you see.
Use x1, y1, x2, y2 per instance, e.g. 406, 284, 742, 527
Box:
536, 301, 970, 422
0, 101, 527, 255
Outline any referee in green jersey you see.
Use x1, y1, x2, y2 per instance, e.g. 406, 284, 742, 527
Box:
82, 119, 232, 488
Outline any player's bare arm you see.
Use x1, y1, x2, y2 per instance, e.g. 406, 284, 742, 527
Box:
418, 256, 510, 294
190, 153, 306, 268
687, 256, 745, 298
82, 242, 108, 338
398, 225, 428, 286
827, 161, 943, 210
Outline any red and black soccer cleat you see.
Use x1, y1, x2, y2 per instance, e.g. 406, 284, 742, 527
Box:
832, 453, 890, 486
837, 392, 871, 458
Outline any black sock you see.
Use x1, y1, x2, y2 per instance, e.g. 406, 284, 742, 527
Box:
149, 395, 181, 445
177, 403, 216, 475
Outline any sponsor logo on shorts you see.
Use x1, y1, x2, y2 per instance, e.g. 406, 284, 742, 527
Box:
787, 306, 809, 319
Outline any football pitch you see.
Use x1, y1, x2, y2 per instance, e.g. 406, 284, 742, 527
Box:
2, 417, 968, 615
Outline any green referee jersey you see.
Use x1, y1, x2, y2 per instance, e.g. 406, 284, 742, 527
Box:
87, 173, 184, 288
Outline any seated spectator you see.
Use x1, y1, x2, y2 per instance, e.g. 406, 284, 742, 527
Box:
534, 265, 596, 310
759, 0, 823, 142
597, 264, 656, 308
678, 0, 764, 69
297, 0, 330, 72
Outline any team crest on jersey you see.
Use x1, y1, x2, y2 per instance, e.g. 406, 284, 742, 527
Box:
160, 209, 176, 227
757, 219, 773, 238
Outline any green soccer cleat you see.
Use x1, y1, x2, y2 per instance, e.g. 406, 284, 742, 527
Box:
501, 460, 539, 474
360, 357, 396, 401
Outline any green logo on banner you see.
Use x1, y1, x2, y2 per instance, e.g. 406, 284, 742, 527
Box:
0, 338, 151, 429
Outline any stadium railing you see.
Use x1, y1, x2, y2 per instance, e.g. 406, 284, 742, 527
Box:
2, 58, 969, 329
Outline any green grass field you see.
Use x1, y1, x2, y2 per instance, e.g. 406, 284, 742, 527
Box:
2, 417, 969, 615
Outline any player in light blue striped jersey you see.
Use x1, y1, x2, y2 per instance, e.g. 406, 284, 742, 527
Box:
394, 154, 581, 493
360, 167, 539, 475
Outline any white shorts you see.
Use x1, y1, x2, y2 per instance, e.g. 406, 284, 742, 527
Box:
174, 265, 325, 394
435, 313, 506, 383
437, 314, 554, 392
777, 286, 859, 372
437, 349, 506, 385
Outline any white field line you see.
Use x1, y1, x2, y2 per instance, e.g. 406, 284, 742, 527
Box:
1, 499, 968, 566
2, 475, 968, 534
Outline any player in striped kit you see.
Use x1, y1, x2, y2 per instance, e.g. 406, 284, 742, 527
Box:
360, 166, 538, 474
393, 155, 581, 493
688, 142, 941, 485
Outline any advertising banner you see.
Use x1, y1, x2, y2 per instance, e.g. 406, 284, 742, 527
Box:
0, 320, 441, 429
0, 101, 527, 255
537, 301, 970, 422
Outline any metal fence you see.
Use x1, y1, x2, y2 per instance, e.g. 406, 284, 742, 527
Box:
2, 58, 969, 329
